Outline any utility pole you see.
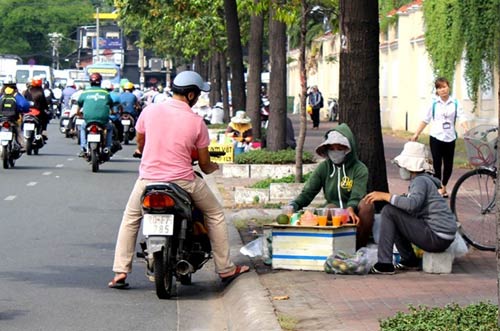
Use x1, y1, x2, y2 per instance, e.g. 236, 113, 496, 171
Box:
48, 32, 63, 70
95, 6, 100, 63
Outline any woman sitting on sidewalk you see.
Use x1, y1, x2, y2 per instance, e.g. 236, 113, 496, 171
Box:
364, 141, 457, 275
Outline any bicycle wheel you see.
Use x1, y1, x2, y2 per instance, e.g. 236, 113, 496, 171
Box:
450, 168, 496, 251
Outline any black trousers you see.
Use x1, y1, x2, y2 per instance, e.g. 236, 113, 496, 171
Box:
311, 107, 320, 128
429, 136, 456, 187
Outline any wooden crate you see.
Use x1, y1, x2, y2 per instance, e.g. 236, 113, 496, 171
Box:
268, 224, 356, 271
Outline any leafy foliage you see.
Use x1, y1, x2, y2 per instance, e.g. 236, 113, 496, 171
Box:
378, 0, 413, 32
234, 148, 314, 164
379, 302, 498, 331
0, 0, 93, 65
423, 0, 465, 85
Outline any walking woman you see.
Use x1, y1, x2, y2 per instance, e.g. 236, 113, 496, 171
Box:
411, 77, 469, 197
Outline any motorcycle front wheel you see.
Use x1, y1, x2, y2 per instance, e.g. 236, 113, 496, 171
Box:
153, 239, 174, 299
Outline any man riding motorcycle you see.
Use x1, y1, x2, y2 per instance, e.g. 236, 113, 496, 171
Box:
76, 72, 117, 157
108, 71, 249, 289
0, 76, 30, 151
23, 77, 50, 140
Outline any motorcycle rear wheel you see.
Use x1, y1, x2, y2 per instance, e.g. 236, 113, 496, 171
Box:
124, 132, 129, 145
153, 240, 174, 299
91, 149, 99, 172
26, 139, 33, 155
2, 146, 9, 169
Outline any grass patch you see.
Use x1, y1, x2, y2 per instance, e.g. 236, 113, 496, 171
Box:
250, 172, 313, 189
383, 128, 471, 169
277, 314, 299, 331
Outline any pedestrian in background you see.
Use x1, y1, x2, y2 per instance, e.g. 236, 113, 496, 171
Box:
410, 77, 469, 198
308, 85, 323, 130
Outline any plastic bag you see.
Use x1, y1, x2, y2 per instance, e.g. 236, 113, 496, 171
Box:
324, 247, 378, 275
445, 232, 469, 258
240, 237, 263, 257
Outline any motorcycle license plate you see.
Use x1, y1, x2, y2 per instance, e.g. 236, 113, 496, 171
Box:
87, 134, 100, 142
143, 214, 174, 236
62, 119, 69, 126
24, 123, 35, 131
0, 131, 13, 141
121, 119, 131, 125
75, 118, 84, 125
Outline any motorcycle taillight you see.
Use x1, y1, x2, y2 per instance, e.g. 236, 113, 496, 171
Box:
89, 125, 99, 133
143, 192, 175, 209
2, 121, 10, 129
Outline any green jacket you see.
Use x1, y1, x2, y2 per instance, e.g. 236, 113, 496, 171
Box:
77, 86, 113, 125
291, 123, 369, 211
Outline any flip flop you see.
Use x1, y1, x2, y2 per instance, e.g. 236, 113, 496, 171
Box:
219, 265, 249, 283
108, 277, 130, 289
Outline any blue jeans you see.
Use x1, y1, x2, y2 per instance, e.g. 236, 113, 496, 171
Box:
80, 120, 114, 151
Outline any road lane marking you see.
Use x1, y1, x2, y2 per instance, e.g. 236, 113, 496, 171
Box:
4, 195, 16, 201
56, 164, 64, 168
27, 182, 37, 186
42, 172, 52, 176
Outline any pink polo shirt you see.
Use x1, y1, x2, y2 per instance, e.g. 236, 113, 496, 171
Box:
135, 98, 210, 181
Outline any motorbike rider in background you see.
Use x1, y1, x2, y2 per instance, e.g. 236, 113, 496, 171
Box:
108, 70, 249, 288
119, 82, 140, 119
61, 79, 77, 109
43, 81, 55, 120
0, 76, 30, 151
76, 72, 117, 157
102, 80, 123, 143
23, 77, 50, 140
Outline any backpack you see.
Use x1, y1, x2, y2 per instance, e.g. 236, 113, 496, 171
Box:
0, 94, 18, 118
318, 93, 324, 108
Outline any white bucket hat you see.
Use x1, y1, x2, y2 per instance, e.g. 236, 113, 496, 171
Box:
315, 130, 351, 158
231, 110, 251, 124
393, 142, 434, 173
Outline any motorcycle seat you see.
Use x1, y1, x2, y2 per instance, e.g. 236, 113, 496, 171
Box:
145, 182, 193, 206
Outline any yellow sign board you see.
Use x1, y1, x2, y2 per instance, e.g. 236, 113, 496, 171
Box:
93, 13, 119, 20
208, 143, 234, 163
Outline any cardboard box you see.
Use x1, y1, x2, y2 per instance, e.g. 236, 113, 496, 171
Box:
268, 224, 356, 271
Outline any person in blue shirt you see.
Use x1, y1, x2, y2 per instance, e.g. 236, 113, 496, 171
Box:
119, 82, 139, 119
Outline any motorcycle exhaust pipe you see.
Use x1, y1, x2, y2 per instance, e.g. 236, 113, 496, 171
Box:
176, 260, 194, 276
103, 147, 110, 154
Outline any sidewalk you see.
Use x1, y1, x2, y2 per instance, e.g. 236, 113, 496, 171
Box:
215, 120, 497, 331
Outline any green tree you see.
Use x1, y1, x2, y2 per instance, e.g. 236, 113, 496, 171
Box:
0, 0, 94, 66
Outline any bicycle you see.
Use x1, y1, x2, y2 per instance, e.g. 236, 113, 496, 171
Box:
450, 124, 498, 251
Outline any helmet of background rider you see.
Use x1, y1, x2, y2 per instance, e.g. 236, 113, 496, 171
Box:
101, 79, 113, 91
123, 82, 134, 91
31, 77, 43, 88
89, 72, 103, 86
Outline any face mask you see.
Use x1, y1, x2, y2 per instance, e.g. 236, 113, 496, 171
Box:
399, 167, 411, 180
328, 150, 346, 164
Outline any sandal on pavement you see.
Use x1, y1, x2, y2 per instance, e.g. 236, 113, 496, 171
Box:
108, 275, 129, 289
219, 265, 250, 283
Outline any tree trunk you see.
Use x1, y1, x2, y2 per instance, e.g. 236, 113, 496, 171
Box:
496, 49, 500, 327
295, 0, 309, 183
339, 0, 388, 198
267, 0, 287, 151
219, 51, 231, 123
246, 1, 264, 140
210, 52, 221, 107
224, 0, 246, 111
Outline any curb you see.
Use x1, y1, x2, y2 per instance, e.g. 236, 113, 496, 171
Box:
205, 171, 281, 331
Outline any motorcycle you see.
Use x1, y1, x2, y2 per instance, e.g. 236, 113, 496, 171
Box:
120, 112, 136, 145
0, 118, 22, 169
59, 107, 71, 136
328, 98, 339, 122
136, 151, 225, 299
83, 121, 111, 173
52, 99, 61, 119
260, 97, 270, 129
22, 111, 45, 155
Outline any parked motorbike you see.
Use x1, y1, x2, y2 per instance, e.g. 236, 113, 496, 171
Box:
260, 97, 270, 128
328, 98, 339, 122
22, 111, 45, 155
0, 118, 22, 169
120, 112, 136, 145
136, 151, 225, 299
